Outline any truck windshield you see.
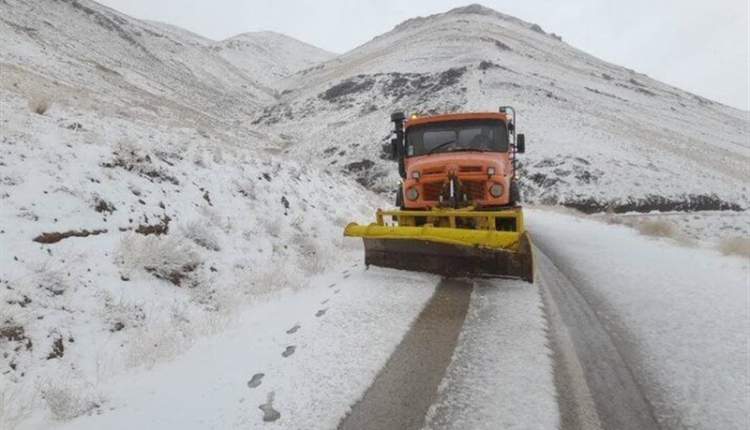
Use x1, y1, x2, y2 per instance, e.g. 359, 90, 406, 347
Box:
405, 120, 509, 157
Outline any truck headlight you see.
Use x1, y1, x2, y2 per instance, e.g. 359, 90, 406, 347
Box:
489, 183, 504, 197
487, 167, 496, 176
411, 171, 421, 180
406, 187, 419, 201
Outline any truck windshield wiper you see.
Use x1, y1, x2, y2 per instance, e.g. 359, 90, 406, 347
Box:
427, 139, 457, 155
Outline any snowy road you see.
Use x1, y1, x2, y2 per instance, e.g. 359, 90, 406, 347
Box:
528, 210, 749, 430
339, 277, 557, 430
340, 279, 473, 430
337, 249, 659, 430
536, 247, 658, 430
337, 209, 748, 430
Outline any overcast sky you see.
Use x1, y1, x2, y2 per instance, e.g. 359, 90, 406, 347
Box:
98, 0, 749, 110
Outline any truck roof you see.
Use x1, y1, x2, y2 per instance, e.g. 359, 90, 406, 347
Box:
405, 112, 509, 128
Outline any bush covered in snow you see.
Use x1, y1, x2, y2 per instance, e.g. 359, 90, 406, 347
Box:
635, 219, 678, 239
181, 220, 221, 251
28, 95, 50, 115
117, 233, 203, 287
42, 380, 102, 421
718, 237, 750, 258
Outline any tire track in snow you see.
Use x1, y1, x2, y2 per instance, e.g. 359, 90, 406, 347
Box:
337, 278, 472, 430
535, 245, 661, 430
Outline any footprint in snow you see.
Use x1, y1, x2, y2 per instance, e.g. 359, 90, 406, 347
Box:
327, 283, 336, 289
282, 345, 296, 357
247, 373, 264, 388
286, 324, 300, 334
315, 309, 327, 317
321, 299, 329, 305
334, 289, 340, 294
343, 274, 350, 279
259, 392, 281, 422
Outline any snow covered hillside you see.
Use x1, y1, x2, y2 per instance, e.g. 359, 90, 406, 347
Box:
0, 0, 335, 129
0, 83, 384, 426
213, 31, 335, 87
0, 0, 363, 426
253, 5, 749, 212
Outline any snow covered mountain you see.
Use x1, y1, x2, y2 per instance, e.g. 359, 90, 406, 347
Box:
254, 4, 749, 212
0, 0, 331, 132
213, 31, 335, 87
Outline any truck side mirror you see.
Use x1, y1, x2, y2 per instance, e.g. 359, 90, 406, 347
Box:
391, 138, 399, 160
516, 134, 525, 153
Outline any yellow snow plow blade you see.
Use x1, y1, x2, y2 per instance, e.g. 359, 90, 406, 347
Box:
343, 223, 522, 249
344, 208, 533, 282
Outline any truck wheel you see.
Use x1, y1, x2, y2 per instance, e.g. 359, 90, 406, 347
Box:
395, 187, 405, 209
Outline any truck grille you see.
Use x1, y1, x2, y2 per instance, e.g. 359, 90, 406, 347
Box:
461, 180, 486, 200
422, 180, 486, 202
423, 182, 444, 201
423, 167, 444, 176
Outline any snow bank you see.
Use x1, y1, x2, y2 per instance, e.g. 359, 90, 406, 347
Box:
22, 268, 437, 430
527, 208, 750, 430
0, 87, 381, 427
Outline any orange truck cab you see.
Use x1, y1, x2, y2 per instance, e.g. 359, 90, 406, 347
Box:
390, 108, 525, 210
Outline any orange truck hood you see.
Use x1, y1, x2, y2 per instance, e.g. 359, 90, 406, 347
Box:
406, 152, 510, 177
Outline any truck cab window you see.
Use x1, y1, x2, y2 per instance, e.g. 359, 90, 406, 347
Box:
406, 120, 508, 156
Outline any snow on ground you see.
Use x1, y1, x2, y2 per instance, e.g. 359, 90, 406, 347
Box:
0, 82, 385, 427
527, 208, 750, 430
424, 279, 558, 430
589, 210, 750, 249
16, 267, 438, 430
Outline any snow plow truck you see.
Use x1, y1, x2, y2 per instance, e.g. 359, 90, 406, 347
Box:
344, 107, 533, 282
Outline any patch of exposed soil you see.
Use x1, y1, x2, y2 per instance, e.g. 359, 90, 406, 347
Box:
135, 215, 171, 236
33, 228, 108, 244
563, 194, 742, 214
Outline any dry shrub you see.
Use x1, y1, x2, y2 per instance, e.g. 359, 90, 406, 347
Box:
197, 206, 232, 234
600, 213, 625, 226
28, 96, 50, 115
125, 316, 190, 369
235, 178, 256, 200
42, 381, 101, 421
116, 233, 202, 287
718, 237, 750, 258
636, 220, 677, 238
100, 294, 146, 332
250, 262, 304, 296
293, 233, 324, 274
181, 220, 221, 251
263, 217, 283, 238
111, 141, 149, 169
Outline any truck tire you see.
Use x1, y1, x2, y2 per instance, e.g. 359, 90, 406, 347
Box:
509, 180, 520, 206
395, 187, 405, 209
